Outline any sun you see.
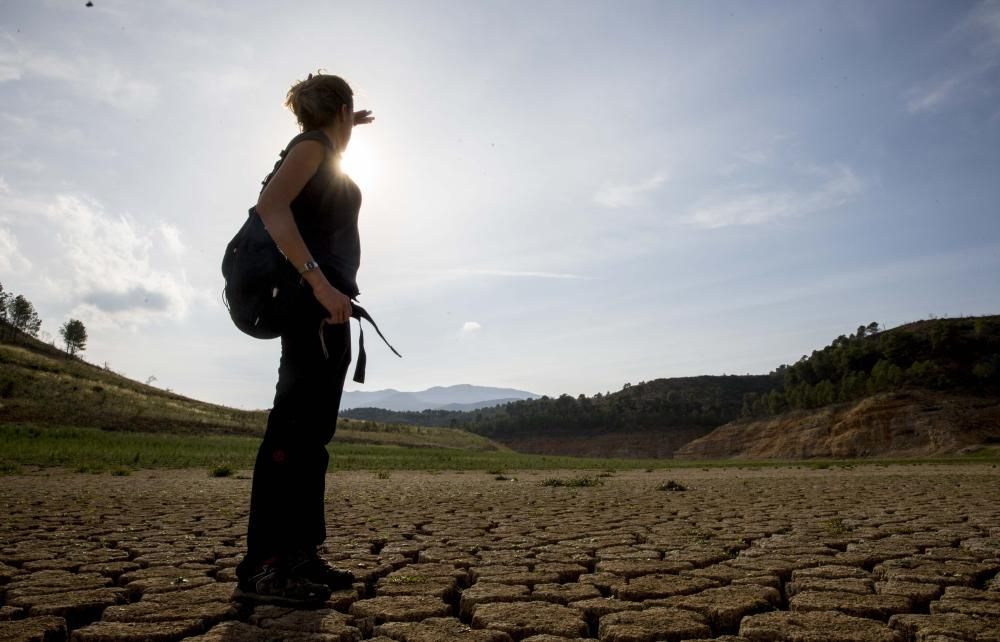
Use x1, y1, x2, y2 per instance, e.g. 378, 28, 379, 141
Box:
340, 142, 377, 190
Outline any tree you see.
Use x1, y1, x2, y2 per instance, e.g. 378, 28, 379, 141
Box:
0, 281, 9, 323
8, 295, 42, 337
59, 319, 88, 356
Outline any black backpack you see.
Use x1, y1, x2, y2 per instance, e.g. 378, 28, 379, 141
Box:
221, 133, 400, 383
221, 206, 296, 340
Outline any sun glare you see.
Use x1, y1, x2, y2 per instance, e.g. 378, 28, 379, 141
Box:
340, 143, 377, 190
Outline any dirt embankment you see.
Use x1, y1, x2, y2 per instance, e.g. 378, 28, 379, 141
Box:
675, 391, 1000, 460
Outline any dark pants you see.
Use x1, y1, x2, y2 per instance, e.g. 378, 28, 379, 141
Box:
238, 283, 351, 575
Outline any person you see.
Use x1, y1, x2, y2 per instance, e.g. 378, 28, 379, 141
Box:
233, 72, 374, 606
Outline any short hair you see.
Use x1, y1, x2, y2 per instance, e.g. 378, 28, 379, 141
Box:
285, 72, 354, 131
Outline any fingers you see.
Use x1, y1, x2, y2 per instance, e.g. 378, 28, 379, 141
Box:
315, 284, 352, 323
327, 305, 351, 324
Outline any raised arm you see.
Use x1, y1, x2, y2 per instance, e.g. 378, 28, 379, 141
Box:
256, 140, 352, 324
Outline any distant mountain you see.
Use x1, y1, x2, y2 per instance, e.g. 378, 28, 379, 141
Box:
438, 398, 528, 411
340, 384, 540, 412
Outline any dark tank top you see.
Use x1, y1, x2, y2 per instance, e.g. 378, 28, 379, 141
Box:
263, 130, 362, 297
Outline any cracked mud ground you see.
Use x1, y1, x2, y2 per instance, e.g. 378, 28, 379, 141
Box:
1, 466, 998, 641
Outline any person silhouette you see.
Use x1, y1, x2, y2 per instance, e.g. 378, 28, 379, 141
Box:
234, 72, 374, 606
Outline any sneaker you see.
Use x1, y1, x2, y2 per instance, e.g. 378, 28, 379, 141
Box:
233, 562, 332, 607
287, 549, 356, 592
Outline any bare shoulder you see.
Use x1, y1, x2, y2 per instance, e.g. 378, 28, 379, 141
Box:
259, 140, 326, 207
283, 138, 326, 166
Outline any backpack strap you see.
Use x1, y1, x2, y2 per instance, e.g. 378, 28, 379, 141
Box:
316, 303, 402, 384
259, 131, 336, 194
349, 303, 402, 384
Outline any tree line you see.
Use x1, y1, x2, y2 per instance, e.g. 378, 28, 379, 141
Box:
344, 316, 1000, 435
0, 281, 88, 356
740, 317, 1000, 418
344, 374, 779, 439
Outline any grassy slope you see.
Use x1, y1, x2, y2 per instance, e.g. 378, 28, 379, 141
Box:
3, 320, 998, 471
3, 423, 996, 475
0, 339, 262, 435
0, 329, 505, 454
0, 422, 657, 473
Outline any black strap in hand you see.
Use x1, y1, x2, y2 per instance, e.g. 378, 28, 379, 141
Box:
349, 303, 402, 384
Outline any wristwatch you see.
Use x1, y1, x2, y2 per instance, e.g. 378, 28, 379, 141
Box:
299, 260, 320, 275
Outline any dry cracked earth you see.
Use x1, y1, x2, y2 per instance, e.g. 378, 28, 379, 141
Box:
1, 466, 999, 642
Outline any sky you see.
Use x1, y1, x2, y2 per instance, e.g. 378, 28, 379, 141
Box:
1, 0, 999, 410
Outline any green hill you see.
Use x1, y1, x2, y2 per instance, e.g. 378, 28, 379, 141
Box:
4, 313, 996, 464
741, 316, 1000, 418
344, 316, 1000, 458
0, 328, 262, 435
0, 321, 506, 452
345, 375, 780, 457
674, 316, 1000, 459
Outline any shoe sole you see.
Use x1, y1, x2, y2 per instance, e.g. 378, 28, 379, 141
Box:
232, 586, 330, 607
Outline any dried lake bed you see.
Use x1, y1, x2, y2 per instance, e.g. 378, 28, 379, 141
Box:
1, 465, 998, 641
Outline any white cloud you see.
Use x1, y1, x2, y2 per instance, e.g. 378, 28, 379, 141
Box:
159, 223, 185, 255
0, 185, 200, 327
906, 75, 964, 114
0, 34, 158, 111
47, 195, 197, 324
905, 1, 1000, 114
441, 267, 592, 280
0, 63, 19, 82
594, 173, 668, 208
461, 321, 481, 333
685, 165, 862, 229
0, 226, 31, 273
718, 134, 794, 177
970, 0, 1000, 51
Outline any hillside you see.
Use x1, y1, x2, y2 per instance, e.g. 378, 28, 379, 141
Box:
739, 316, 1000, 418
0, 324, 507, 452
345, 374, 780, 457
5, 314, 996, 461
345, 316, 1000, 459
677, 316, 1000, 459
0, 329, 262, 435
676, 390, 1000, 459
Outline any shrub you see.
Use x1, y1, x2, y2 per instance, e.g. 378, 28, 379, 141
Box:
657, 480, 687, 491
823, 517, 852, 535
210, 463, 235, 478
